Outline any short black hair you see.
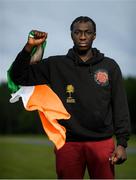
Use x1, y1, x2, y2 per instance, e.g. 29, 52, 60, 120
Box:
70, 16, 96, 33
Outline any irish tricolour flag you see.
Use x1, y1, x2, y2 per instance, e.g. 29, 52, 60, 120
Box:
10, 85, 70, 149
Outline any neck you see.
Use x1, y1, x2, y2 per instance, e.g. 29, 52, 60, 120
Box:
74, 47, 93, 62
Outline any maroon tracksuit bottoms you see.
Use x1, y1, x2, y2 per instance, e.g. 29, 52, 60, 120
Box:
55, 138, 115, 179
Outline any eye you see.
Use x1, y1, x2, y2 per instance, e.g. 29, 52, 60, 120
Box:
86, 31, 93, 35
74, 31, 80, 35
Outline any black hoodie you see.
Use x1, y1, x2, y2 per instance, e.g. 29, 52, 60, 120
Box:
10, 48, 130, 147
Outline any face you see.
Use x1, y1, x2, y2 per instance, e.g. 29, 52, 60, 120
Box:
71, 21, 96, 52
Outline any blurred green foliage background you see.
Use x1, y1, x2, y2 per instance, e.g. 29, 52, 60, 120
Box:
0, 77, 136, 179
0, 77, 136, 134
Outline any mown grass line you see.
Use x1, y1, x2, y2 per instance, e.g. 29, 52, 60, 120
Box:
0, 135, 136, 179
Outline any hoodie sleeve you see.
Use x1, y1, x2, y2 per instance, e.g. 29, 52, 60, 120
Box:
111, 62, 131, 148
10, 48, 50, 86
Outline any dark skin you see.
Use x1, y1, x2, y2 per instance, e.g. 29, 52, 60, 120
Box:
25, 23, 127, 165
25, 30, 47, 53
72, 22, 127, 164
71, 21, 96, 62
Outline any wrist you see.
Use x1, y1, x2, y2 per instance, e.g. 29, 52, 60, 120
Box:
117, 136, 128, 148
25, 43, 34, 53
117, 145, 126, 149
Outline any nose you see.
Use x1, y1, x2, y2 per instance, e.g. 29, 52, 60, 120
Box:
79, 32, 86, 40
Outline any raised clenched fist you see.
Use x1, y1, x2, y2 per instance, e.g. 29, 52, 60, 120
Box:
25, 30, 48, 52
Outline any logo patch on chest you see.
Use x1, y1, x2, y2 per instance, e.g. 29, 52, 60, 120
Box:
94, 69, 109, 86
66, 84, 76, 103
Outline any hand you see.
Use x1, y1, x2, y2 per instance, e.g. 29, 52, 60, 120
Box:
109, 145, 127, 165
25, 30, 48, 52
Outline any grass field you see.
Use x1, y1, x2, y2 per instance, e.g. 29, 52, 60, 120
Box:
0, 135, 136, 179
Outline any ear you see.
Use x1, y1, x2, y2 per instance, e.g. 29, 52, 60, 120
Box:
93, 33, 96, 40
71, 32, 74, 40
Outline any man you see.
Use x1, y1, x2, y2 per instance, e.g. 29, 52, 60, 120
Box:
10, 16, 130, 179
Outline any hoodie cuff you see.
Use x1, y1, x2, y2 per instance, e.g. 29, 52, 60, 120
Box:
117, 136, 128, 148
21, 47, 31, 59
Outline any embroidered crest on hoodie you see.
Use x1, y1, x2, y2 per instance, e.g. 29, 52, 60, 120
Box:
94, 69, 109, 86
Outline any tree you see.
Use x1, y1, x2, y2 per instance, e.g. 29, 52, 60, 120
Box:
0, 77, 136, 134
0, 82, 44, 134
123, 77, 136, 134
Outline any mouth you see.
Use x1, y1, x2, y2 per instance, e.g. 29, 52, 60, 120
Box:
78, 43, 88, 47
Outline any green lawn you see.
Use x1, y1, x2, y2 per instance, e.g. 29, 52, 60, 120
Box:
0, 135, 136, 179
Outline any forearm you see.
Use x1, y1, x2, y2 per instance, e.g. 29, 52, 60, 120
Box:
111, 64, 131, 148
113, 79, 130, 147
10, 47, 50, 86
10, 47, 32, 85
112, 86, 130, 147
10, 30, 49, 86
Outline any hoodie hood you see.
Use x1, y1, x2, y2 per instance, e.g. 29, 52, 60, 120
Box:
66, 48, 104, 66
